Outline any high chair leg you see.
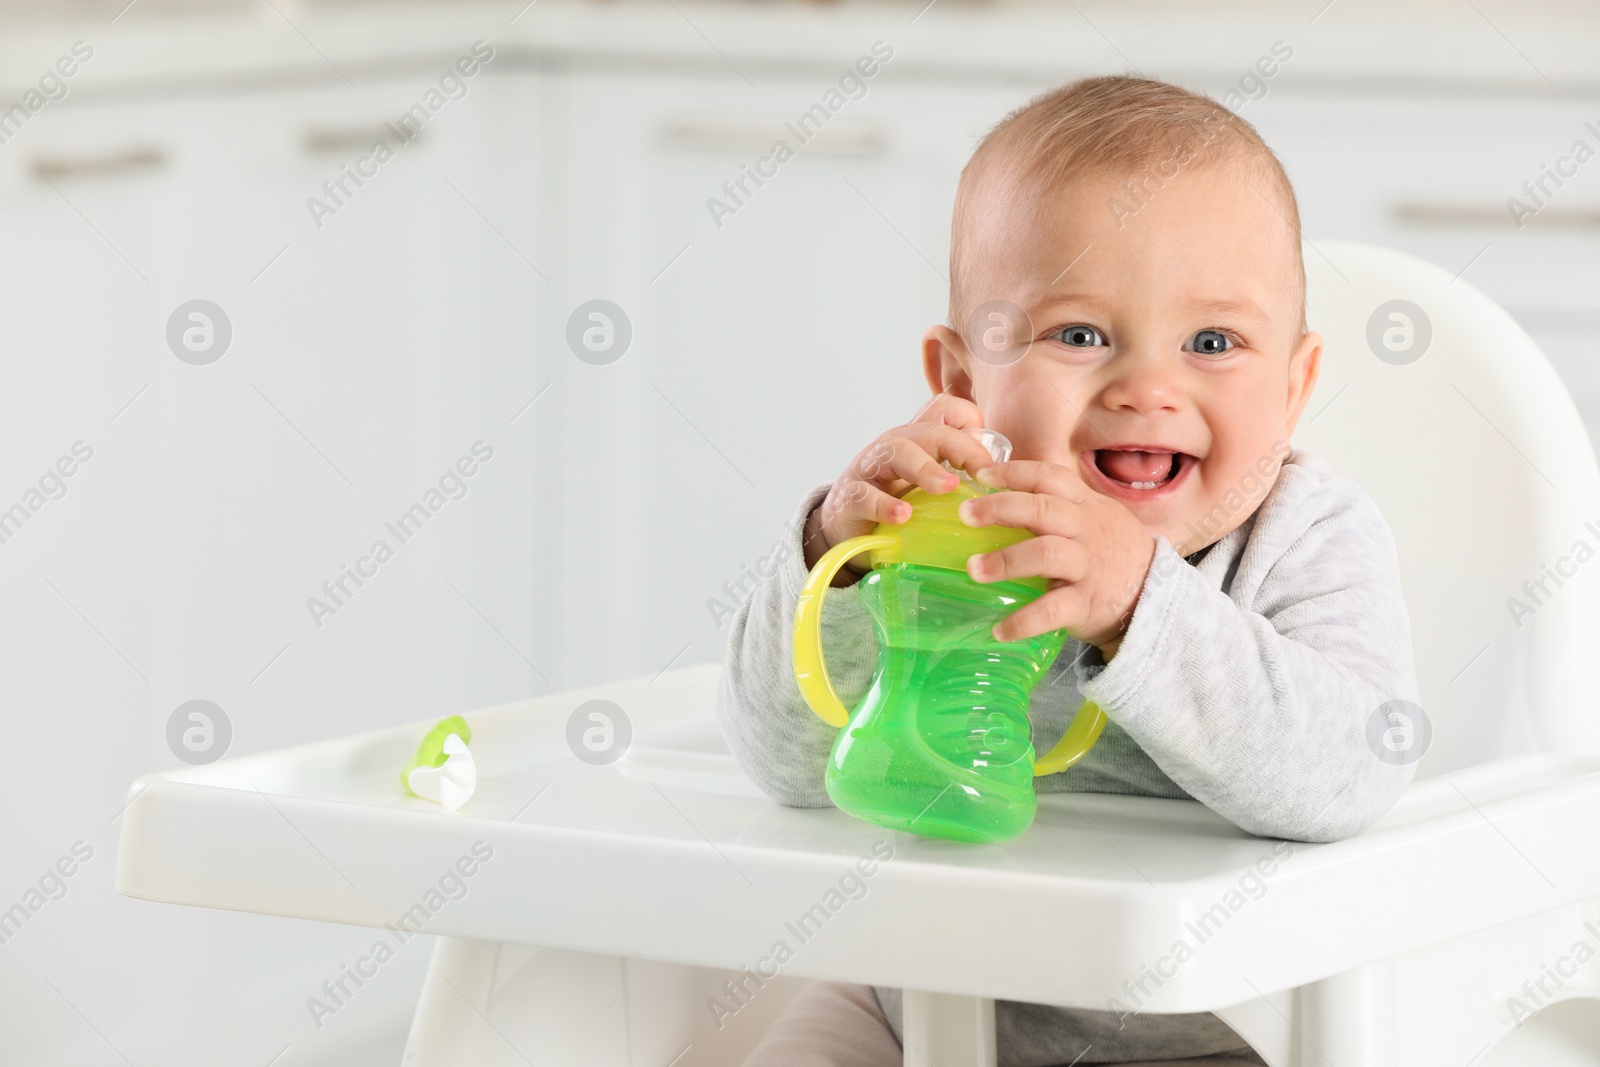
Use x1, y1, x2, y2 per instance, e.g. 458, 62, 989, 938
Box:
403, 938, 812, 1067
402, 939, 634, 1066
901, 989, 997, 1067
1214, 895, 1600, 1067
403, 937, 505, 1066
1297, 960, 1397, 1067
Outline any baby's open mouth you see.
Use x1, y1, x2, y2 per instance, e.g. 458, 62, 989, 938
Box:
1094, 449, 1186, 491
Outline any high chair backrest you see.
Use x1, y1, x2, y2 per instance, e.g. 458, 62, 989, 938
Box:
1297, 240, 1600, 776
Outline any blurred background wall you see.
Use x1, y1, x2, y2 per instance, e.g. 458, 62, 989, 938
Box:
0, 0, 1595, 1062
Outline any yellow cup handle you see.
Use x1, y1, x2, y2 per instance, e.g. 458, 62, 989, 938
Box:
793, 533, 898, 728
1032, 699, 1107, 776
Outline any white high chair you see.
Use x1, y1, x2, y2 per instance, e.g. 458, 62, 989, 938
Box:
117, 241, 1600, 1067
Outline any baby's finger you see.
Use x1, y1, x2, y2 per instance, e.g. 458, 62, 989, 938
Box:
958, 488, 1077, 539
992, 585, 1089, 643
908, 391, 985, 430
856, 436, 960, 496
826, 478, 913, 529
902, 422, 1002, 480
976, 458, 1091, 504
967, 535, 1088, 587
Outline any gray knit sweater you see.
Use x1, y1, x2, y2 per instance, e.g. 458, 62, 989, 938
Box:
714, 449, 1418, 1064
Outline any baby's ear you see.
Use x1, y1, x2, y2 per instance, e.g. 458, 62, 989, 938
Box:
1284, 329, 1324, 431
922, 324, 975, 399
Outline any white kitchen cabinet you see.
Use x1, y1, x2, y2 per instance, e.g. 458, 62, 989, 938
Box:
0, 64, 552, 733
1250, 92, 1600, 309
1249, 91, 1600, 437
0, 66, 555, 1065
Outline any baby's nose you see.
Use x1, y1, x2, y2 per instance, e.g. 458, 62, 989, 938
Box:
1100, 355, 1183, 413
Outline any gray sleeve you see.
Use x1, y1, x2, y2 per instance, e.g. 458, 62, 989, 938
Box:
1077, 480, 1418, 844
714, 481, 879, 808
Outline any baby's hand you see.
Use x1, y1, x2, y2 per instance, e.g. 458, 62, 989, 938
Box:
957, 460, 1157, 658
804, 393, 998, 583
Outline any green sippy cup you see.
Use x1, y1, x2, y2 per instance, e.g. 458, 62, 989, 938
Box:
792, 428, 1107, 844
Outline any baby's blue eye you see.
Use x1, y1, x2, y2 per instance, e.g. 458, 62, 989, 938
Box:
1055, 324, 1104, 348
1187, 329, 1232, 356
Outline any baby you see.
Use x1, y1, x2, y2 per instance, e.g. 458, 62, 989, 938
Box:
716, 74, 1417, 1066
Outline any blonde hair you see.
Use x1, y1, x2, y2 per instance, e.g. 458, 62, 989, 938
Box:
949, 75, 1305, 337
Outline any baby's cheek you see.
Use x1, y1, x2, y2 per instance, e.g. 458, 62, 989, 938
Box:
986, 368, 1090, 458
1184, 447, 1280, 536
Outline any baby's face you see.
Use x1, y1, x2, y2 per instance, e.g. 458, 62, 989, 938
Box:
930, 159, 1322, 554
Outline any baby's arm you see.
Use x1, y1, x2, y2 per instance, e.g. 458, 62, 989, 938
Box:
715, 481, 875, 807
1073, 466, 1418, 843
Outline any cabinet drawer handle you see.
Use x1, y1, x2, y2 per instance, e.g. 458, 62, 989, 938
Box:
1507, 305, 1600, 336
31, 145, 165, 181
660, 116, 887, 156
304, 124, 413, 154
1392, 200, 1600, 229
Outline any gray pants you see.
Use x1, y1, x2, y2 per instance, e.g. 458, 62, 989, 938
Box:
741, 980, 1267, 1067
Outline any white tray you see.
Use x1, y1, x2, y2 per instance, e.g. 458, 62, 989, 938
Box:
116, 663, 1600, 1014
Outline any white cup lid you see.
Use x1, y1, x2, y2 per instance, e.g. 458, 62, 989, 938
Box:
941, 427, 1012, 477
